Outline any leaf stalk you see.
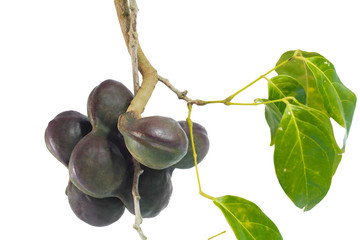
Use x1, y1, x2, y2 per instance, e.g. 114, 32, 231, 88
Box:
187, 104, 215, 201
158, 56, 294, 107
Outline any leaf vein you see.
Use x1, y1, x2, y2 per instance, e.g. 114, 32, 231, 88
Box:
245, 222, 282, 237
216, 201, 257, 240
305, 59, 346, 128
288, 106, 309, 203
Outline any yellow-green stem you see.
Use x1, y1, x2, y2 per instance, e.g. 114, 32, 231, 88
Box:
208, 231, 226, 240
200, 56, 294, 106
228, 96, 299, 106
187, 104, 215, 201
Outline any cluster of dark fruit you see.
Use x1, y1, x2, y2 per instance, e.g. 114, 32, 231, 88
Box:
45, 80, 210, 227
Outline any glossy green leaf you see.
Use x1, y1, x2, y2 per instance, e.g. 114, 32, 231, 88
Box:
274, 104, 338, 211
304, 56, 357, 148
214, 195, 282, 240
263, 101, 282, 146
275, 50, 326, 112
268, 75, 306, 113
332, 143, 343, 175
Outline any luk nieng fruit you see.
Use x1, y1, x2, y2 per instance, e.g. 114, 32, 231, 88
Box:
45, 111, 92, 167
69, 130, 130, 198
118, 114, 188, 170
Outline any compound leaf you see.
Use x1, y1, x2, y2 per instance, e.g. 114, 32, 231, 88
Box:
274, 103, 337, 211
214, 195, 282, 240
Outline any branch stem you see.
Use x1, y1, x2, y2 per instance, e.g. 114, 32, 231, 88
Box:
131, 159, 146, 240
158, 56, 294, 107
115, 0, 158, 118
120, 1, 146, 239
158, 75, 205, 105
228, 97, 299, 106
129, 0, 140, 93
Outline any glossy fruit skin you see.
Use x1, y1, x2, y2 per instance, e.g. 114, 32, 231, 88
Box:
172, 121, 210, 169
66, 181, 125, 227
87, 80, 133, 131
119, 114, 188, 170
45, 111, 92, 167
107, 130, 133, 162
69, 129, 130, 198
117, 165, 173, 218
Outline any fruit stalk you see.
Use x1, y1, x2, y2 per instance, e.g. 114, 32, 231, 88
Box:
131, 160, 145, 239
114, 0, 157, 118
116, 0, 147, 239
128, 0, 139, 94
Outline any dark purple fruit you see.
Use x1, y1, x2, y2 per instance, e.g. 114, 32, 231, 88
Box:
87, 80, 133, 131
45, 111, 92, 167
172, 121, 210, 169
117, 165, 173, 218
66, 181, 125, 227
69, 130, 130, 198
118, 114, 188, 170
107, 131, 133, 162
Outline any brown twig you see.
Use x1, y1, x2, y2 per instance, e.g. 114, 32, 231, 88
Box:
118, 0, 146, 239
114, 0, 158, 118
158, 75, 205, 105
129, 0, 140, 93
131, 158, 146, 240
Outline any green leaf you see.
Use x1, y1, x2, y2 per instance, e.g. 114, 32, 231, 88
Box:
275, 50, 327, 112
214, 195, 282, 240
304, 56, 357, 147
263, 101, 282, 146
332, 143, 343, 175
268, 75, 306, 113
274, 104, 338, 211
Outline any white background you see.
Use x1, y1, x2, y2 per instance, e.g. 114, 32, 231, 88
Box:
1, 0, 359, 239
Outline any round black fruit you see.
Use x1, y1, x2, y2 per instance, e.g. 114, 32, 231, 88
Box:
45, 111, 92, 167
69, 130, 130, 198
172, 121, 210, 169
117, 165, 173, 218
87, 79, 133, 131
119, 114, 188, 170
66, 181, 125, 227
